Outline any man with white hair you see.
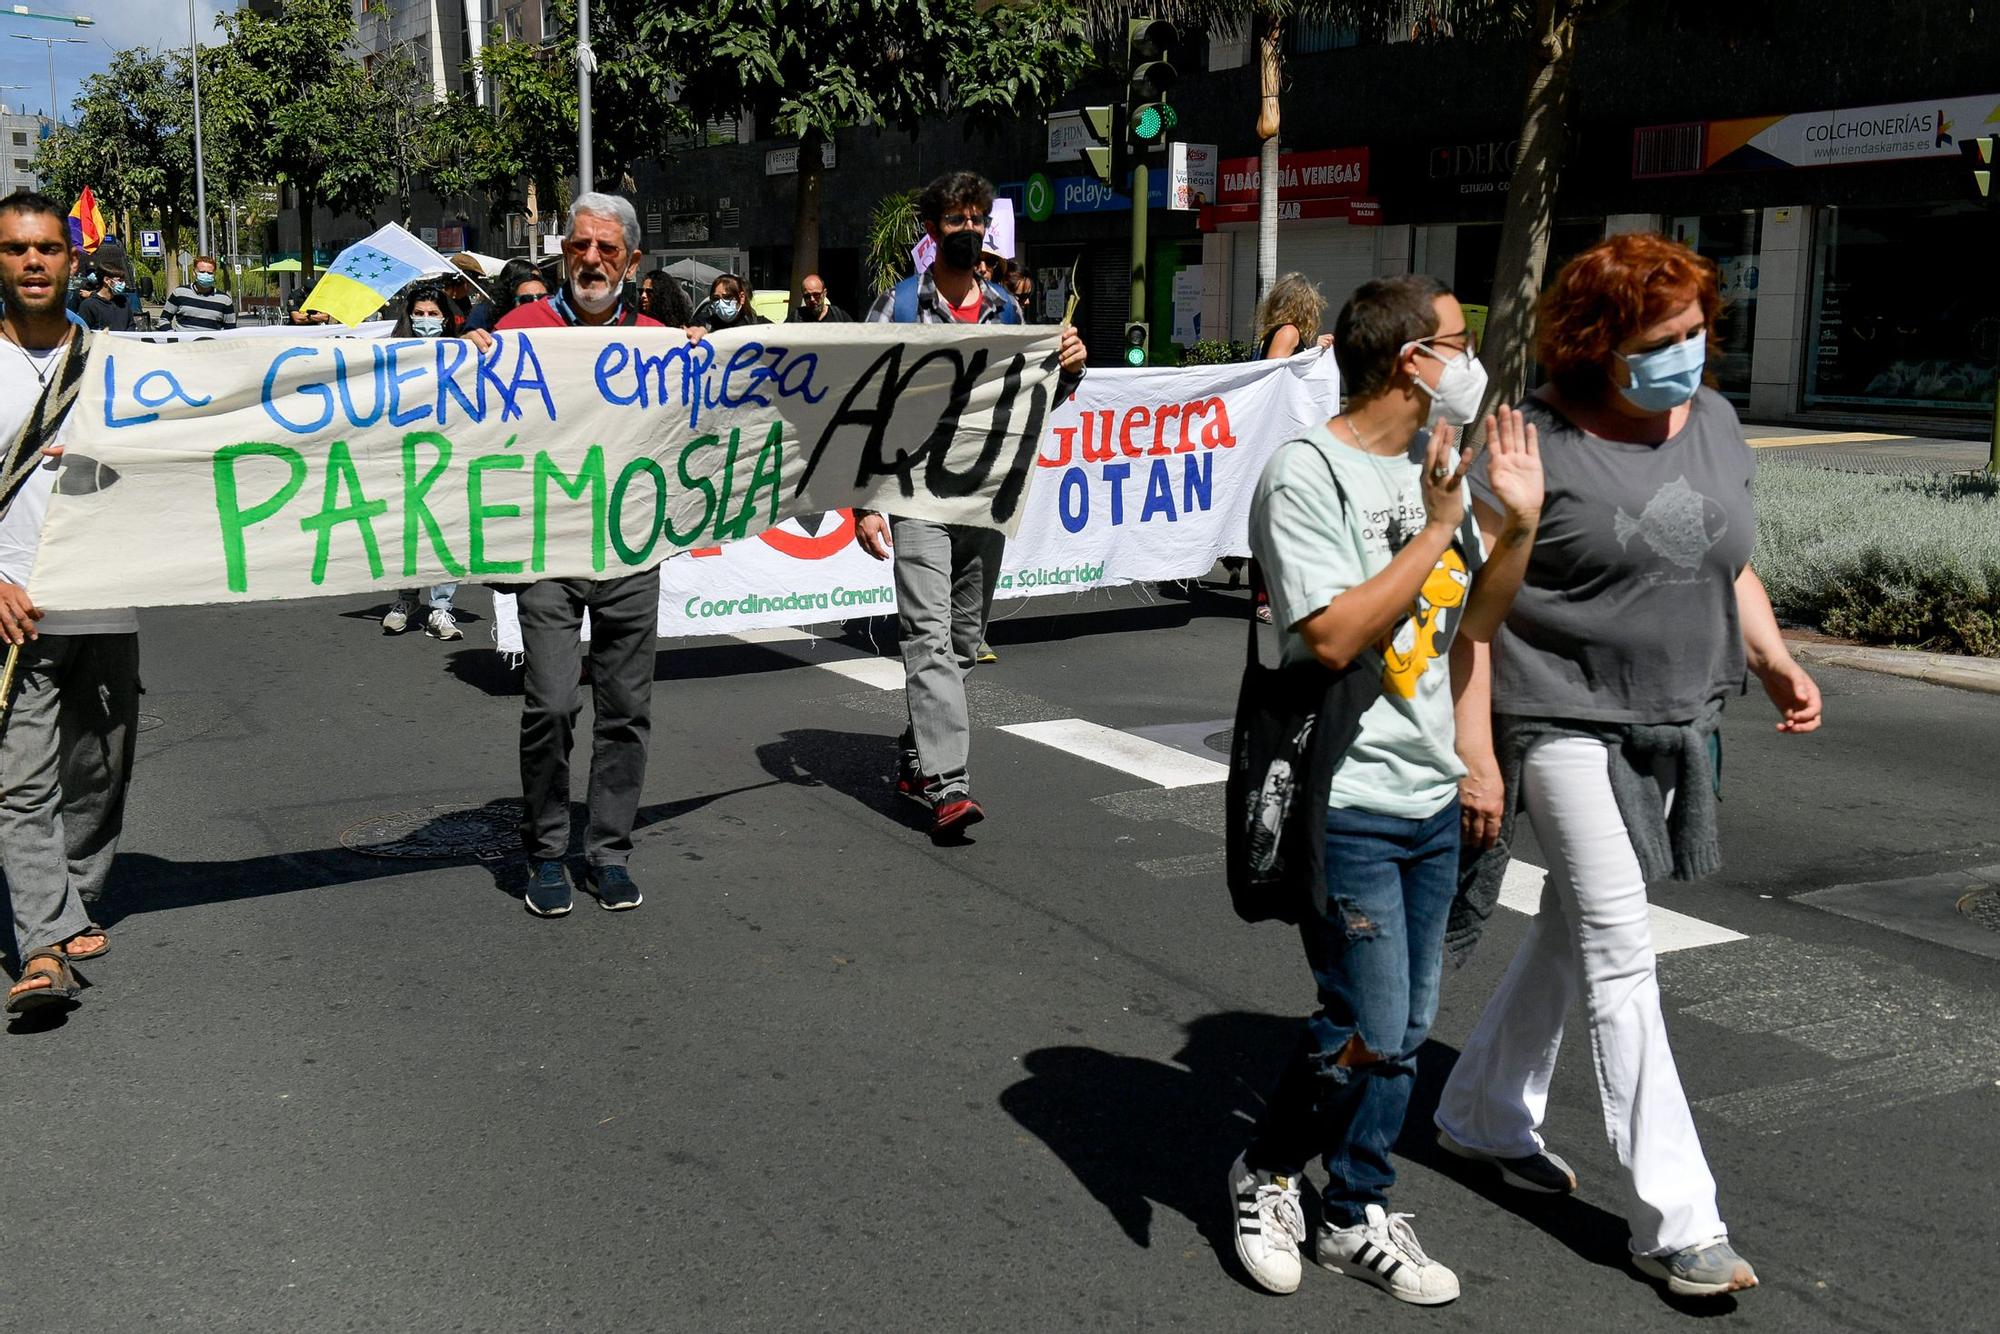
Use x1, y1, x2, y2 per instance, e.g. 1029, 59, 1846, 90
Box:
492, 193, 663, 918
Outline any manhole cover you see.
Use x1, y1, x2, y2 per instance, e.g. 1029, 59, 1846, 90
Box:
137, 712, 164, 732
1957, 886, 2000, 933
1203, 728, 1232, 756
341, 800, 522, 861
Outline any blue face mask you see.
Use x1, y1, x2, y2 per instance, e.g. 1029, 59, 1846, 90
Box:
711, 298, 740, 322
1617, 333, 1705, 412
195, 271, 216, 290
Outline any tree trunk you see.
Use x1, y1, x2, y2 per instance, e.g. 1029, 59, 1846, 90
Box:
163, 204, 183, 293
788, 129, 825, 314
1477, 0, 1580, 421
1254, 9, 1282, 309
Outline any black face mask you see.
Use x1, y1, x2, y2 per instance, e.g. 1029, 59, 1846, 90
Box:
938, 230, 983, 273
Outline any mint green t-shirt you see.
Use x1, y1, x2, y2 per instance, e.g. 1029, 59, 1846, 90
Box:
1247, 428, 1485, 820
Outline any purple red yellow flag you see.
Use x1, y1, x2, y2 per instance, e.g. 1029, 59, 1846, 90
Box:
67, 187, 105, 252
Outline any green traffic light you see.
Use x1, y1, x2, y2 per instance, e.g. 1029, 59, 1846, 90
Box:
1133, 105, 1164, 141
1125, 345, 1147, 366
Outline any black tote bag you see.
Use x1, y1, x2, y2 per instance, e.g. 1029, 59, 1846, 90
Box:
1223, 448, 1384, 925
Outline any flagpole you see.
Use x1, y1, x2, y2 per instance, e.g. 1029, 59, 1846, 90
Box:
577, 0, 594, 194
190, 0, 211, 258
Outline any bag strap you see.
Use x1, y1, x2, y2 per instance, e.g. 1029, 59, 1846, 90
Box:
890, 274, 921, 324
0, 329, 90, 521
1245, 437, 1350, 670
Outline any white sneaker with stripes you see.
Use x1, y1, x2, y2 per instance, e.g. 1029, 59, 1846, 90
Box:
1226, 1152, 1304, 1294
1314, 1203, 1460, 1305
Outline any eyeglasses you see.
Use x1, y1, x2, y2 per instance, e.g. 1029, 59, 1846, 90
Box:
940, 212, 990, 230
1415, 329, 1478, 356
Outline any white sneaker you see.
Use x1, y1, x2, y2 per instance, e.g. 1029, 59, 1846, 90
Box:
425, 608, 463, 641
381, 600, 413, 633
1226, 1152, 1304, 1295
1315, 1203, 1460, 1305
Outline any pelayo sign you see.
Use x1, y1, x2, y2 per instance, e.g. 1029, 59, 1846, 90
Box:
28, 324, 1065, 610
491, 350, 1342, 648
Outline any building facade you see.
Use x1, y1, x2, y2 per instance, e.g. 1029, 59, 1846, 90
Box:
0, 106, 52, 196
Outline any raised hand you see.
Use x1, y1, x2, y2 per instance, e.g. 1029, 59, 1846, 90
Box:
1481, 405, 1543, 524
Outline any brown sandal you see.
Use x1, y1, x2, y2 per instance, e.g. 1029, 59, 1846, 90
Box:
6, 947, 82, 1015
61, 925, 108, 961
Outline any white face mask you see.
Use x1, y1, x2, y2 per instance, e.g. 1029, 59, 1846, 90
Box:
411, 315, 446, 337
1407, 342, 1489, 426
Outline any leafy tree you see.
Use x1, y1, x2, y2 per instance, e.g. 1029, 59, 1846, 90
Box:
210, 0, 397, 281
637, 0, 1095, 305
29, 47, 213, 288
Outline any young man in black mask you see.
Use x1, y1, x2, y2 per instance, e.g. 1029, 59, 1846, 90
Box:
853, 171, 1087, 840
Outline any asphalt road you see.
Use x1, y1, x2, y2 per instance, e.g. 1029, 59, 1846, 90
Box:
5, 583, 1998, 1332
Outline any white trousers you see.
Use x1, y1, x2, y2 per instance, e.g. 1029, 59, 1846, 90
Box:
1435, 735, 1725, 1256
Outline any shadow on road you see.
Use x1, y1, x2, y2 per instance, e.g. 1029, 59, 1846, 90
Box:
752, 728, 931, 836
998, 1011, 1297, 1290
1001, 1014, 1711, 1306
67, 783, 778, 934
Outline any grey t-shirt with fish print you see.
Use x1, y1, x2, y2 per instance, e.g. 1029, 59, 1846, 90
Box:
1470, 387, 1755, 724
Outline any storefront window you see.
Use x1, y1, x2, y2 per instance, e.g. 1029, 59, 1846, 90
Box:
1806, 203, 1999, 415
1669, 212, 1760, 404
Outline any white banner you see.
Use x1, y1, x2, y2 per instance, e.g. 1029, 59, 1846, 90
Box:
30, 324, 1065, 610
492, 351, 1339, 650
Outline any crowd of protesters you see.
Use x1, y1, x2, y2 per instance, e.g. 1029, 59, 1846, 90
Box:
0, 167, 1811, 1311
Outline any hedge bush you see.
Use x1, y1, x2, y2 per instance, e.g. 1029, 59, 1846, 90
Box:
1755, 465, 2000, 657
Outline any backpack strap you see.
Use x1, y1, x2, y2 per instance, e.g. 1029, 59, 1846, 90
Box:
1245, 437, 1350, 670
984, 281, 1021, 324
890, 274, 922, 324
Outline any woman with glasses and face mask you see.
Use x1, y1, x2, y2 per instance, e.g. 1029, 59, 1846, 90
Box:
1436, 234, 1821, 1301
380, 284, 466, 642
695, 273, 768, 332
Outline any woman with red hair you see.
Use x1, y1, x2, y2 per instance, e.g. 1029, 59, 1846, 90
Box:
1433, 233, 1821, 1298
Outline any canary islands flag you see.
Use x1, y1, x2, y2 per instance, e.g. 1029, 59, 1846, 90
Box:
67, 187, 105, 252
302, 222, 461, 327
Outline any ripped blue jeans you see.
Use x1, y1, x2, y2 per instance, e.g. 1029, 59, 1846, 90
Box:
1244, 800, 1459, 1225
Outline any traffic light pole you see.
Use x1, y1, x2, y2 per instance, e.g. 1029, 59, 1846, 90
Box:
1129, 161, 1148, 328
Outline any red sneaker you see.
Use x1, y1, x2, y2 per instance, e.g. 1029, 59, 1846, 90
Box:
897, 748, 933, 809
930, 791, 985, 840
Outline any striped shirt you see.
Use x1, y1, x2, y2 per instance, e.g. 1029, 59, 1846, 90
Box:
164, 285, 238, 332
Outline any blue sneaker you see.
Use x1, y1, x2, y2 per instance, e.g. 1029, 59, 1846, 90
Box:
523, 860, 572, 917
585, 864, 643, 911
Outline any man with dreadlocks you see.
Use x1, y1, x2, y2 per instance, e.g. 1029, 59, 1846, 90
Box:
0, 191, 137, 1017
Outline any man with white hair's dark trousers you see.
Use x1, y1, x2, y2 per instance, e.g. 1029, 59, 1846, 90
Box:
491, 192, 663, 918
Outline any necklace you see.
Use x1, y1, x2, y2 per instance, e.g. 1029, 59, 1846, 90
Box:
0, 322, 71, 390
1334, 413, 1369, 452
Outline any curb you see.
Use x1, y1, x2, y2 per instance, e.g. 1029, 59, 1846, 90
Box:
1785, 638, 2000, 696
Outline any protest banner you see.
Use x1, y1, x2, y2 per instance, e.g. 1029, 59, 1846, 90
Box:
27, 324, 1067, 610
490, 350, 1339, 650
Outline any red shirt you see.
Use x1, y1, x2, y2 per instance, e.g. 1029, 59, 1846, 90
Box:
945, 284, 983, 324
495, 296, 663, 331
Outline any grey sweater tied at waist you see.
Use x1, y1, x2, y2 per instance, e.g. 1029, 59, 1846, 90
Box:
1445, 701, 1726, 965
